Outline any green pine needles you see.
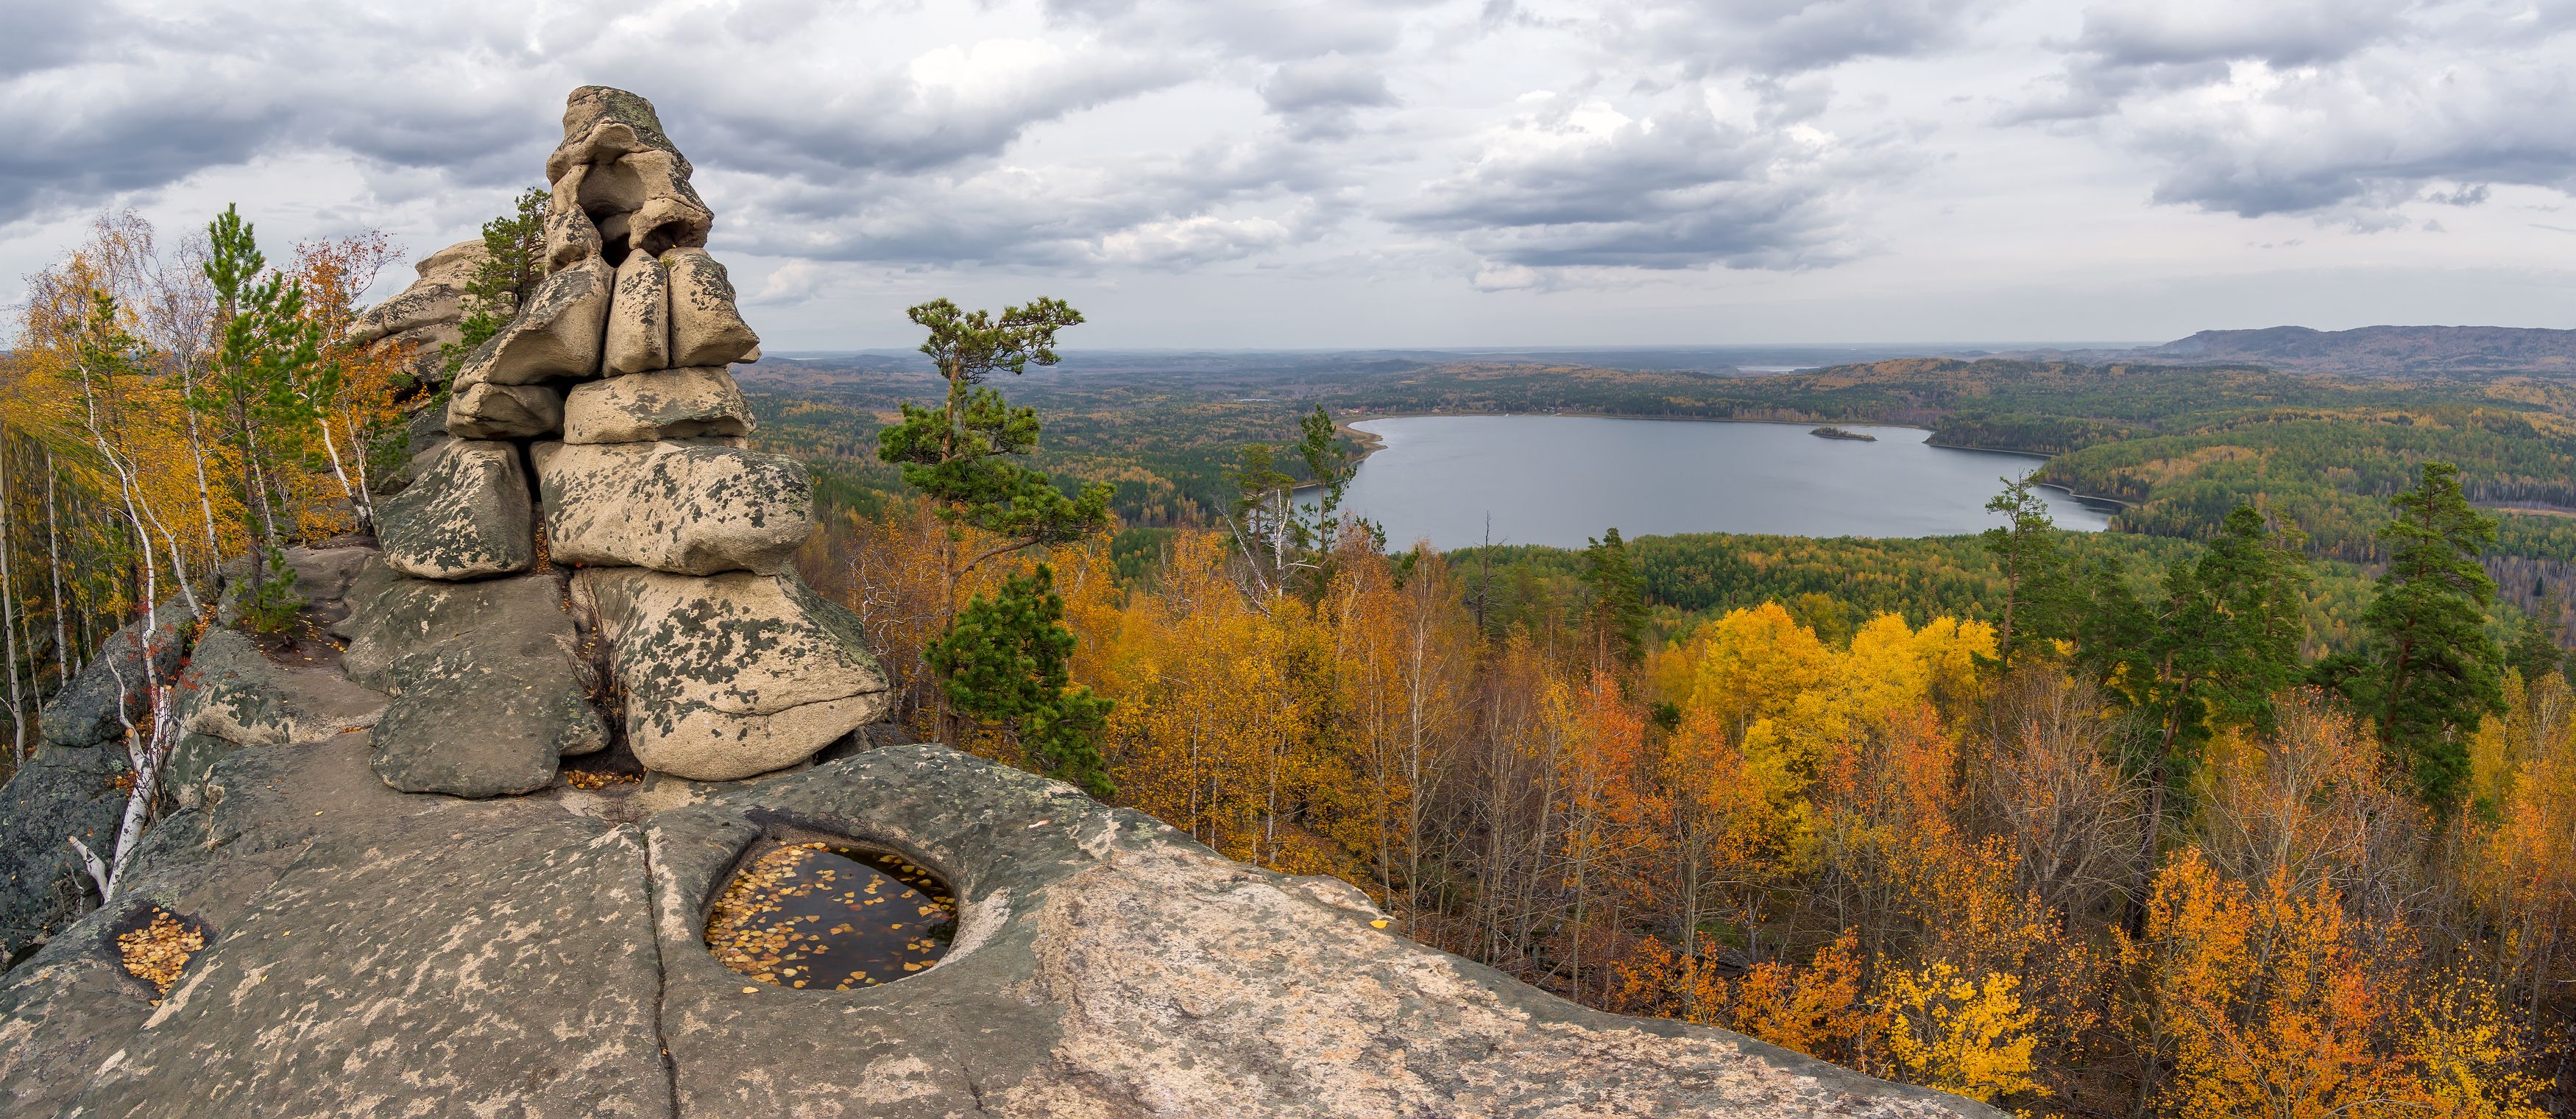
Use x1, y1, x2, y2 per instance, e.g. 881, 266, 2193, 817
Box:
2316, 460, 2507, 808
926, 565, 1114, 797
878, 297, 1117, 797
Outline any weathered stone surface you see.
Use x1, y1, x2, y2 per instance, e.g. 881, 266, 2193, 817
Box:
452, 254, 612, 388
444, 380, 566, 439
367, 405, 454, 498
171, 629, 384, 749
339, 565, 607, 797
544, 163, 604, 272
375, 439, 534, 581
210, 544, 373, 640
0, 748, 121, 965
637, 746, 2002, 1118
604, 249, 670, 374
549, 85, 692, 184
564, 366, 752, 443
664, 247, 761, 367
590, 149, 712, 260
0, 671, 1992, 1119
345, 239, 484, 346
533, 440, 810, 576
377, 318, 464, 384
35, 599, 190, 748
573, 567, 889, 780
0, 734, 670, 1117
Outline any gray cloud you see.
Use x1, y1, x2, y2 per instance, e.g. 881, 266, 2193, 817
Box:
1401, 96, 1889, 271
1604, 0, 1994, 77
2013, 1, 2576, 223
1260, 54, 1400, 138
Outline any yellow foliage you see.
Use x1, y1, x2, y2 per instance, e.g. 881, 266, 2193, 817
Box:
1872, 960, 2046, 1103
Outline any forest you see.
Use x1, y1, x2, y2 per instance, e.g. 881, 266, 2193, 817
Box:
4, 202, 2576, 1117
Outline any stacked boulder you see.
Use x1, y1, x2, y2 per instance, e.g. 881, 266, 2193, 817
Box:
357, 86, 888, 795
344, 240, 498, 388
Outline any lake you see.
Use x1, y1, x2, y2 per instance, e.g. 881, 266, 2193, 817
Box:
1328, 416, 2115, 551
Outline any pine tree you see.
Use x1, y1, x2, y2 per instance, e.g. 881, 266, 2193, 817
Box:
1981, 474, 2073, 667
2506, 590, 2563, 684
2315, 462, 2505, 808
927, 565, 1114, 797
439, 188, 548, 387
194, 204, 322, 618
875, 296, 1113, 750
1579, 528, 1647, 671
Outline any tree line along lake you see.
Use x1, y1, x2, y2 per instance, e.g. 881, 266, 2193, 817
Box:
1328, 414, 2116, 551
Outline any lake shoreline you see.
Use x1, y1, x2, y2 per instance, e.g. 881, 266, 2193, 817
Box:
1340, 411, 1924, 466
1323, 413, 2116, 548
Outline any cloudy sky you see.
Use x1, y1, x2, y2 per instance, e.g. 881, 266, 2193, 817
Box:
4, 0, 2573, 350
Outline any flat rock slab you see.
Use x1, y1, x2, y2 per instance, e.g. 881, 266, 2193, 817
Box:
573, 568, 889, 780
0, 734, 1996, 1119
533, 440, 810, 576
563, 366, 751, 443
0, 734, 671, 1118
173, 630, 386, 749
339, 564, 607, 798
643, 746, 2001, 1118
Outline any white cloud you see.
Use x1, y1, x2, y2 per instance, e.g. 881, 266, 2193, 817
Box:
1, 0, 2571, 347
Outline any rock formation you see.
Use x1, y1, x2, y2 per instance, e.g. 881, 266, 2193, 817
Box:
356, 85, 885, 797
0, 88, 2000, 1118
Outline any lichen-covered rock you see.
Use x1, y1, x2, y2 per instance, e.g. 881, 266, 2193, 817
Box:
345, 239, 484, 346
444, 381, 565, 440
634, 746, 2003, 1118
34, 599, 190, 749
532, 440, 809, 576
375, 440, 534, 581
171, 629, 385, 749
0, 748, 122, 964
0, 677, 1993, 1119
451, 254, 612, 389
549, 85, 692, 184
0, 735, 670, 1117
604, 250, 670, 374
562, 366, 751, 444
663, 248, 760, 367
573, 567, 888, 780
547, 87, 713, 262
543, 163, 604, 272
339, 565, 606, 798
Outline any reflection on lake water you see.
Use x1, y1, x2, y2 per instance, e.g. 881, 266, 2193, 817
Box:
1329, 416, 2114, 551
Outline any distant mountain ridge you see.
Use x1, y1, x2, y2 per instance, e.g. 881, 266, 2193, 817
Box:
2020, 325, 2576, 375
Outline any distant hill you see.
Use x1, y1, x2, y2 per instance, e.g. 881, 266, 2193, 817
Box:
2021, 325, 2576, 376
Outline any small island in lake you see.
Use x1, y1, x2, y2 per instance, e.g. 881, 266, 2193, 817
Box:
1809, 426, 1877, 441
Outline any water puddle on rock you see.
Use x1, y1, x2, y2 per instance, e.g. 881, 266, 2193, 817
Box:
707, 841, 958, 991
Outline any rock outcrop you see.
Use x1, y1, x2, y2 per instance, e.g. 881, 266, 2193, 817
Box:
339, 85, 860, 796
0, 86, 1999, 1119
338, 565, 609, 798
573, 567, 886, 780
372, 439, 535, 580
0, 730, 1999, 1117
533, 440, 811, 576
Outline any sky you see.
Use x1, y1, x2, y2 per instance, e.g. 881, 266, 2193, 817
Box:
3, 0, 2573, 350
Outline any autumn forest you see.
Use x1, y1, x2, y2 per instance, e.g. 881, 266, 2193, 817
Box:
7, 204, 2576, 1118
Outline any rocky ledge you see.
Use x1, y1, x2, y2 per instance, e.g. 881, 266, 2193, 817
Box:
0, 543, 1995, 1118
